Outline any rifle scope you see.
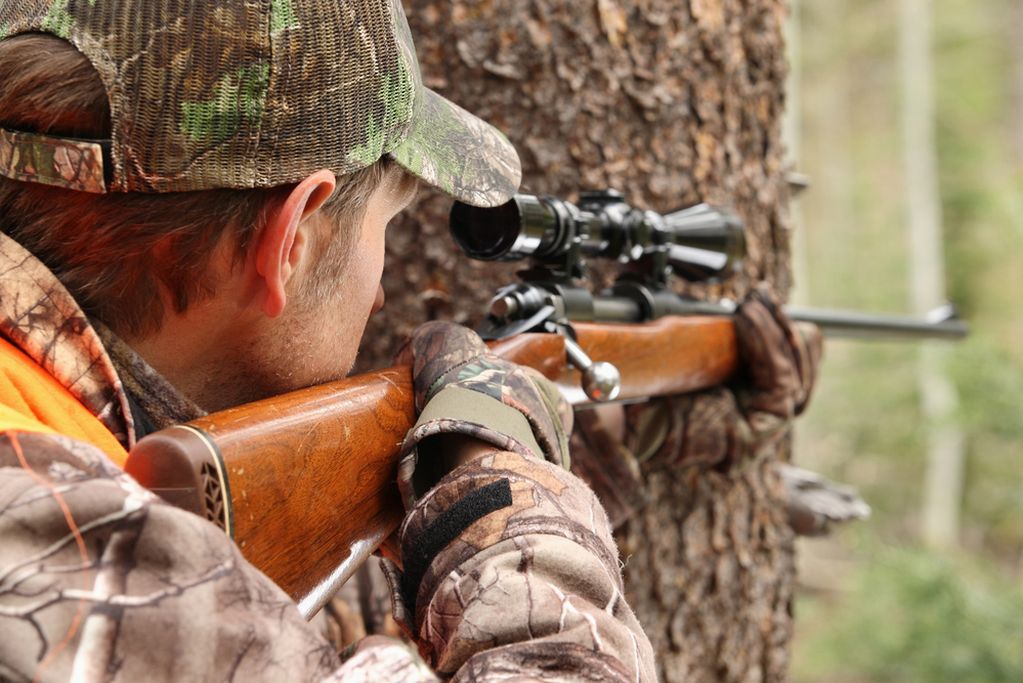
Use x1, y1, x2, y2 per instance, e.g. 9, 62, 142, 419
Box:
450, 190, 746, 281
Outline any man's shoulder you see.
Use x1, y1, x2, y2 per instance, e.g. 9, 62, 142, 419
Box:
0, 427, 344, 682
0, 429, 139, 508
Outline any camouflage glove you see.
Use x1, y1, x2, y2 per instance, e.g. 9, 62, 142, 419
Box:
624, 283, 822, 470
395, 321, 572, 508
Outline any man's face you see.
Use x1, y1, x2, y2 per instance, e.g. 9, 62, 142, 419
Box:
233, 173, 417, 400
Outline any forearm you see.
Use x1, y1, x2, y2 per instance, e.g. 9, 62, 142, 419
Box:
388, 448, 656, 682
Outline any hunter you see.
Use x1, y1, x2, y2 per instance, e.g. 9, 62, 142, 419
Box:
0, 0, 818, 681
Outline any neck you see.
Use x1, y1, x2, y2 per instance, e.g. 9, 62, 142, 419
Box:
121, 300, 259, 414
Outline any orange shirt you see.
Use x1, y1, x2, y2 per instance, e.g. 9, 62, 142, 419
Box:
0, 336, 128, 467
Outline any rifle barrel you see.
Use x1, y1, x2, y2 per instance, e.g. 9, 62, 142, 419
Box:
784, 306, 969, 341
576, 295, 969, 342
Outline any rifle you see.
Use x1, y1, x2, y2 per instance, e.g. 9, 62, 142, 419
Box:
124, 189, 966, 618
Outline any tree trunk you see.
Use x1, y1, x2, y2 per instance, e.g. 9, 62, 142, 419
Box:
359, 2, 795, 680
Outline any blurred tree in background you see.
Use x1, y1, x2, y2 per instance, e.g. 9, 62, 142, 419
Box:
789, 0, 1023, 679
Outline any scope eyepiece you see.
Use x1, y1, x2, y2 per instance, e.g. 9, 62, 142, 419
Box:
450, 195, 565, 261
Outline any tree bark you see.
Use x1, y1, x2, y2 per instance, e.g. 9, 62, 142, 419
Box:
359, 2, 795, 680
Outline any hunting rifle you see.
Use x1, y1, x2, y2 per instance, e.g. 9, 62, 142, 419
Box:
124, 189, 967, 618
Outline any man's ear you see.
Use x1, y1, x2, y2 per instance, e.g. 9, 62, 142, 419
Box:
254, 170, 336, 318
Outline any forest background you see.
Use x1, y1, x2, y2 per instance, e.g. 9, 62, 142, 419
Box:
788, 0, 1023, 680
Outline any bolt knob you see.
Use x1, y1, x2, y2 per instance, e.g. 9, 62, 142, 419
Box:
582, 362, 622, 402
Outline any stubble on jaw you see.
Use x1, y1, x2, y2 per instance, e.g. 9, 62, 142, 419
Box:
232, 304, 367, 407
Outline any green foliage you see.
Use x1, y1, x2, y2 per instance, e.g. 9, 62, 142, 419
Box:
952, 339, 1023, 439
952, 339, 1023, 556
794, 545, 1023, 683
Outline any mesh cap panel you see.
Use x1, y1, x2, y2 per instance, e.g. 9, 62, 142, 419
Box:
0, 0, 520, 206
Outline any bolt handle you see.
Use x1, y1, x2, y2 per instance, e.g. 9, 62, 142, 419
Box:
563, 337, 622, 402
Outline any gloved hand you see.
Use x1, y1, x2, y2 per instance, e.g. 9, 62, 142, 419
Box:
382, 323, 654, 677
624, 283, 822, 470
394, 321, 572, 508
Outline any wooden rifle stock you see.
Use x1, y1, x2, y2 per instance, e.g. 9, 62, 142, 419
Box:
124, 317, 737, 617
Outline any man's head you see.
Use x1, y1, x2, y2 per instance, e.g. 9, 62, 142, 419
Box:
0, 0, 520, 410
0, 34, 405, 337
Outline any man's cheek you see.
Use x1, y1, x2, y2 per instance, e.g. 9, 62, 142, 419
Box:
371, 284, 385, 315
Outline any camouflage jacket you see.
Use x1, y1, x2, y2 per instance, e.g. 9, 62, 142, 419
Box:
0, 232, 655, 682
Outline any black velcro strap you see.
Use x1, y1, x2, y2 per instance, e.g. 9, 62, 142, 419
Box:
400, 478, 513, 616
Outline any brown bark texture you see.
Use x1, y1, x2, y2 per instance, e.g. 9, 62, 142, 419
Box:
358, 1, 796, 681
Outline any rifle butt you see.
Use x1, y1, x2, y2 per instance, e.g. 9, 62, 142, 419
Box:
126, 368, 413, 618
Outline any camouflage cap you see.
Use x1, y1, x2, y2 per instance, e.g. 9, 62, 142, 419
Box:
0, 0, 520, 207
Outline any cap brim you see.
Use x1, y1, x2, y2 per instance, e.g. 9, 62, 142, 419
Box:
387, 88, 521, 208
